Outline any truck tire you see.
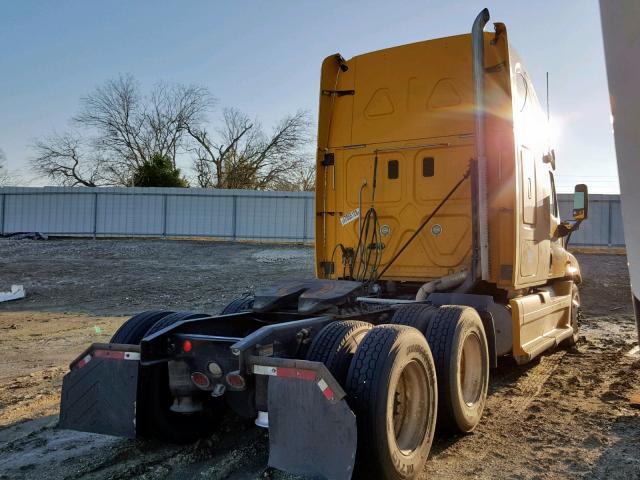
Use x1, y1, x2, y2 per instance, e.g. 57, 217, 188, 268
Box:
139, 312, 221, 443
110, 310, 174, 344
306, 320, 372, 385
389, 303, 438, 333
424, 306, 489, 433
220, 294, 254, 315
144, 311, 210, 337
560, 284, 581, 347
346, 325, 437, 480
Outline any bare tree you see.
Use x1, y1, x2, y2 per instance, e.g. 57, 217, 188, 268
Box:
31, 134, 103, 186
189, 108, 312, 190
272, 161, 316, 191
32, 75, 212, 186
31, 74, 312, 189
298, 163, 316, 191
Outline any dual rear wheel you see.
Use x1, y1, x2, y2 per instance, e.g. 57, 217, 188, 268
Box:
119, 299, 490, 471
308, 304, 489, 478
388, 304, 489, 433
423, 306, 489, 433
345, 325, 438, 479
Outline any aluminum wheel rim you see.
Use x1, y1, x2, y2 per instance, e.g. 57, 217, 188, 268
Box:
459, 332, 483, 406
392, 360, 429, 454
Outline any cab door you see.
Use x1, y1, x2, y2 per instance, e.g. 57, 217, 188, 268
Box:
517, 147, 555, 286
547, 170, 567, 278
518, 147, 539, 281
534, 159, 552, 279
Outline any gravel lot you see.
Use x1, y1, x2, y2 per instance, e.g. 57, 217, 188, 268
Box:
0, 238, 314, 315
0, 238, 638, 480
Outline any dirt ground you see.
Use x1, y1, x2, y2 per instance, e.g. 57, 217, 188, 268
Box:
0, 238, 314, 315
0, 238, 638, 480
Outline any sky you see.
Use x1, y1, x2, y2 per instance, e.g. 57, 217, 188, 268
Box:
0, 0, 618, 192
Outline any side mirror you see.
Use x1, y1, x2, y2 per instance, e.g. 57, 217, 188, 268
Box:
543, 149, 556, 170
572, 184, 589, 221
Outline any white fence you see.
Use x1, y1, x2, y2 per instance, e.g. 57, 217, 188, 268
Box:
0, 187, 314, 243
0, 187, 624, 247
557, 194, 624, 247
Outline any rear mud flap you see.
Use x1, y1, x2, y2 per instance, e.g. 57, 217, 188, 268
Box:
260, 361, 356, 480
59, 343, 140, 438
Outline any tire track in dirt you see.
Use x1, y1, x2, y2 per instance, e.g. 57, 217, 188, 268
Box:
423, 349, 567, 478
493, 351, 566, 416
425, 313, 640, 480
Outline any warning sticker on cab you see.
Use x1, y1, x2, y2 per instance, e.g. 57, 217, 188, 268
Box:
340, 208, 360, 226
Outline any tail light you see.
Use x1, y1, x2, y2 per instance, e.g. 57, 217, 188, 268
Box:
190, 372, 210, 389
225, 371, 246, 390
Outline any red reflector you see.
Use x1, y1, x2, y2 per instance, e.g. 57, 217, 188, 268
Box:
94, 350, 125, 360
182, 340, 193, 353
277, 367, 316, 381
322, 387, 335, 401
226, 372, 246, 389
191, 372, 210, 388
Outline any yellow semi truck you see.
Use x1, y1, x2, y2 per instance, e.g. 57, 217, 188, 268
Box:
315, 8, 586, 366
59, 9, 588, 479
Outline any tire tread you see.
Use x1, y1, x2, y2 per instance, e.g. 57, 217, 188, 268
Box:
390, 304, 438, 332
346, 325, 437, 479
307, 321, 370, 362
220, 295, 254, 315
424, 306, 462, 427
110, 310, 174, 344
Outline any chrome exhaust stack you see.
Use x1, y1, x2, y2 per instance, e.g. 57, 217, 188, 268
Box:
472, 8, 491, 282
